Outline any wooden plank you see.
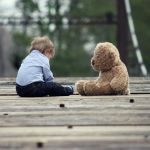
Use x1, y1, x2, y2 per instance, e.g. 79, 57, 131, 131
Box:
0, 94, 149, 101
0, 138, 149, 150
0, 94, 149, 112
1, 105, 150, 113
0, 126, 150, 137
0, 94, 149, 126
0, 93, 150, 99
0, 78, 149, 149
0, 126, 150, 150
0, 77, 150, 85
1, 109, 150, 126
3, 108, 148, 114
0, 95, 149, 112
0, 83, 150, 95
0, 77, 150, 95
0, 88, 16, 95
130, 84, 150, 94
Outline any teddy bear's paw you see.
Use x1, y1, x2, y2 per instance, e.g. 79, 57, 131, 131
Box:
124, 88, 130, 95
117, 88, 130, 95
75, 80, 86, 95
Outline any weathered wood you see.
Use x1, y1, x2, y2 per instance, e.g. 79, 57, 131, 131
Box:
0, 83, 150, 95
0, 139, 150, 150
0, 126, 150, 137
0, 95, 149, 112
0, 95, 150, 114
0, 84, 150, 95
0, 94, 148, 110
0, 77, 150, 95
1, 105, 150, 112
129, 84, 150, 94
0, 77, 150, 85
1, 109, 150, 126
0, 93, 150, 99
0, 77, 149, 149
0, 94, 149, 102
0, 126, 150, 150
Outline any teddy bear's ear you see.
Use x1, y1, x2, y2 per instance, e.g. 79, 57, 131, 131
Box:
109, 51, 120, 65
96, 43, 101, 49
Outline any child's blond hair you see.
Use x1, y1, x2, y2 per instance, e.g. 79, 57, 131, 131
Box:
29, 36, 55, 56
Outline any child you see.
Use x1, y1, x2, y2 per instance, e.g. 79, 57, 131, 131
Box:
16, 36, 74, 97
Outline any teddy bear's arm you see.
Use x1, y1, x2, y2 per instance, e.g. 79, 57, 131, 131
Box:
110, 65, 129, 93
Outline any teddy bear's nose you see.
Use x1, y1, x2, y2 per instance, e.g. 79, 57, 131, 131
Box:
91, 59, 95, 65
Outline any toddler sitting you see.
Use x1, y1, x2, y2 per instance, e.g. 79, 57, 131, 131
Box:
16, 36, 74, 97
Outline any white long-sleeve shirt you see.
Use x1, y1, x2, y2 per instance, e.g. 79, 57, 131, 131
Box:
16, 50, 54, 86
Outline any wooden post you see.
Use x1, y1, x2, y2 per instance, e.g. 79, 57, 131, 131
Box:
117, 0, 129, 65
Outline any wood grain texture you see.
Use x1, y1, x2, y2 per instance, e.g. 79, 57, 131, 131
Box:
0, 109, 150, 126
0, 77, 150, 149
0, 139, 150, 150
0, 77, 150, 95
0, 83, 150, 95
0, 126, 150, 150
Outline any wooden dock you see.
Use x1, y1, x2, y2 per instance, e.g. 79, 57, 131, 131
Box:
0, 77, 150, 150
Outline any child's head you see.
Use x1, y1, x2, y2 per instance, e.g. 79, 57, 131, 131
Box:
29, 36, 55, 59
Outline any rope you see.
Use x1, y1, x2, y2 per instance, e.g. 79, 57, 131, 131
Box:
124, 0, 147, 76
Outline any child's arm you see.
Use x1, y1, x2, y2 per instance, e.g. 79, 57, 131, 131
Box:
42, 66, 54, 82
42, 62, 74, 96
43, 66, 74, 95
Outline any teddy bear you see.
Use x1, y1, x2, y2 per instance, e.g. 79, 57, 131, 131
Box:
75, 42, 130, 95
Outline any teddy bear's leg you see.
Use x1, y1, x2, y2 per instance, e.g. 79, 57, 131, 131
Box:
83, 81, 96, 95
75, 80, 86, 95
83, 81, 101, 95
84, 81, 113, 95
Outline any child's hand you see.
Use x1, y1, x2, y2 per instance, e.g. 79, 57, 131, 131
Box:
63, 85, 76, 94
68, 85, 74, 91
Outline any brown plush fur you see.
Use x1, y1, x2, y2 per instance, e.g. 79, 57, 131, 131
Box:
75, 42, 130, 95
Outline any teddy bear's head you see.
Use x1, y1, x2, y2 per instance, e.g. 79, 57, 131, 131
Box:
91, 42, 120, 72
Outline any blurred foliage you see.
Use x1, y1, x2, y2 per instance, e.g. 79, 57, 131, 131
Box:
12, 0, 150, 76
15, 0, 39, 15
11, 32, 32, 69
68, 0, 116, 16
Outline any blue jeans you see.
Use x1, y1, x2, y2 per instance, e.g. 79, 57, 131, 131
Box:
16, 81, 73, 97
